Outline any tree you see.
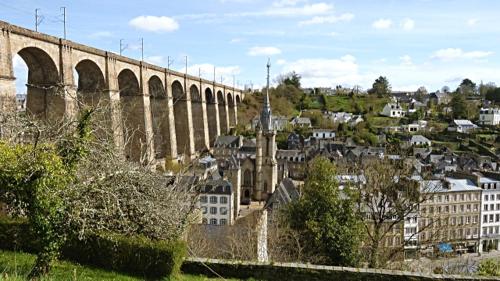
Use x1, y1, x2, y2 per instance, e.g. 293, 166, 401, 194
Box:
370, 76, 391, 97
276, 71, 301, 89
458, 78, 477, 96
450, 93, 468, 119
441, 86, 450, 93
342, 158, 433, 268
285, 157, 364, 266
485, 87, 500, 103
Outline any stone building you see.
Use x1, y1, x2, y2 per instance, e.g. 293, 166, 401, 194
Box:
419, 178, 481, 253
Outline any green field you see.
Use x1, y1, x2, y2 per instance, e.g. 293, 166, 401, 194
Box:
324, 95, 390, 114
0, 250, 239, 281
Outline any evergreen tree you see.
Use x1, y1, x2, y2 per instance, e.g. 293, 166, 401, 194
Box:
286, 157, 364, 266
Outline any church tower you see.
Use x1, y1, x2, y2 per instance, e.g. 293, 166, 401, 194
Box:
255, 60, 277, 201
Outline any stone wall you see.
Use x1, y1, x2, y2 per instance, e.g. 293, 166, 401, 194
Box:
182, 258, 500, 281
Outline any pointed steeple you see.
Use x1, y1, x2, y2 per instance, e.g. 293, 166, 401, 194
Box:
260, 59, 273, 131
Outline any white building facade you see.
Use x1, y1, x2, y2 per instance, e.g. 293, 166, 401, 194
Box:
479, 108, 500, 126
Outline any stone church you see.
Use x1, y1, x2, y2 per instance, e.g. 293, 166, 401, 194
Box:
214, 61, 278, 203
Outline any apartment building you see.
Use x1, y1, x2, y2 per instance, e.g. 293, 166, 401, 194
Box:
419, 178, 481, 253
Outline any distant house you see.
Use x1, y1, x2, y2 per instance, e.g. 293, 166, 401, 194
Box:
312, 129, 335, 140
324, 111, 364, 126
448, 120, 479, 133
409, 135, 431, 147
479, 108, 500, 126
429, 92, 451, 105
381, 103, 405, 118
290, 117, 312, 128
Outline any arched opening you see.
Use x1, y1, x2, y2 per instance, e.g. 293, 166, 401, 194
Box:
227, 92, 236, 127
217, 90, 228, 134
118, 69, 145, 161
16, 47, 63, 120
244, 189, 250, 198
75, 59, 105, 109
236, 95, 241, 105
243, 169, 252, 187
205, 88, 218, 146
172, 80, 190, 156
149, 75, 170, 159
190, 84, 206, 152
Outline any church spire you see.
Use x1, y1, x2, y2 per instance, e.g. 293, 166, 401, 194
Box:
260, 59, 273, 131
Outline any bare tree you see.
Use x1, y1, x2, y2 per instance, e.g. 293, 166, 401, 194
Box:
340, 157, 435, 268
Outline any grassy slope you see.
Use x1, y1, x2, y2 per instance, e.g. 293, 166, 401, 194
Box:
0, 250, 237, 281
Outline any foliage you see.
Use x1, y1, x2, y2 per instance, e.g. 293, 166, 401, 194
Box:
458, 78, 477, 95
485, 87, 500, 103
0, 105, 198, 277
285, 157, 364, 266
370, 76, 391, 97
0, 217, 187, 279
450, 93, 467, 119
478, 259, 500, 276
277, 71, 302, 89
0, 111, 92, 278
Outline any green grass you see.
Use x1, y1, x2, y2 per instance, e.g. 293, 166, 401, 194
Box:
368, 116, 401, 128
324, 95, 389, 113
0, 250, 239, 281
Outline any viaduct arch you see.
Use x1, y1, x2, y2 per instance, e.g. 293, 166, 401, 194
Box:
0, 20, 244, 164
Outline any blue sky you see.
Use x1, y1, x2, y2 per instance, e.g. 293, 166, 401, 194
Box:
2, 0, 500, 92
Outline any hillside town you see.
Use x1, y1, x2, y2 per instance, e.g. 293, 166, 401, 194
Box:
2, 1, 500, 281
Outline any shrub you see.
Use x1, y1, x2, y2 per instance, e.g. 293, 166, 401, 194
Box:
478, 259, 500, 276
0, 218, 186, 279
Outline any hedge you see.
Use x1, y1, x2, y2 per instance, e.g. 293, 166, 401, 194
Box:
0, 217, 186, 279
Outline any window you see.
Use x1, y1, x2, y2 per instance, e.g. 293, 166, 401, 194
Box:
490, 214, 494, 223
210, 218, 217, 225
210, 196, 218, 204
466, 216, 471, 224
491, 204, 495, 211
200, 196, 207, 203
467, 204, 471, 211
220, 207, 228, 215
467, 194, 472, 201
220, 197, 228, 204
485, 195, 489, 201
445, 195, 449, 202
201, 207, 207, 214
484, 214, 488, 222
460, 205, 464, 212
210, 207, 217, 215
453, 205, 457, 213
473, 216, 478, 224
483, 227, 487, 235
461, 194, 465, 201
445, 206, 449, 213
496, 214, 500, 222
485, 204, 489, 211
243, 170, 252, 186
220, 219, 227, 225
497, 194, 500, 200
492, 194, 495, 201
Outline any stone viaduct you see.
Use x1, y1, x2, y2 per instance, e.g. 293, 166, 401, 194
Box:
0, 20, 243, 164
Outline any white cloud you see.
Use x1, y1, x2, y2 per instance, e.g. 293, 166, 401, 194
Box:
467, 18, 478, 26
400, 55, 413, 66
372, 18, 392, 29
185, 63, 241, 84
401, 18, 415, 31
431, 48, 494, 61
230, 38, 243, 43
248, 46, 282, 56
272, 0, 305, 7
263, 2, 333, 17
298, 13, 354, 26
129, 16, 179, 32
280, 55, 369, 87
